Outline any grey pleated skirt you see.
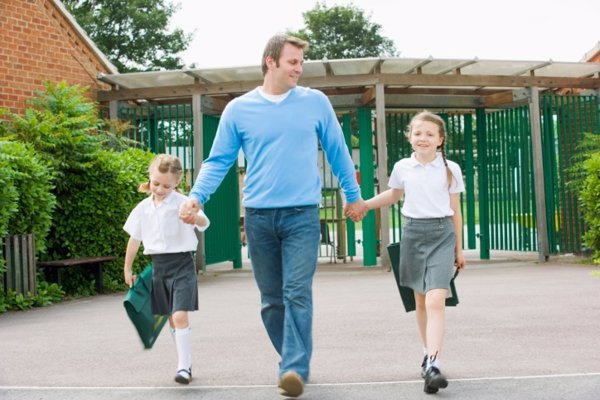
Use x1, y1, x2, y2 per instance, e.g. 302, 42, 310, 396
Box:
150, 252, 198, 315
399, 217, 456, 294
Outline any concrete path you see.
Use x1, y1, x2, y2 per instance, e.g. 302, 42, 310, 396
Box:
1, 251, 599, 399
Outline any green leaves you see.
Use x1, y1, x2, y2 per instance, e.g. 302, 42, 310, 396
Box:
288, 2, 398, 60
0, 81, 155, 299
581, 152, 600, 262
0, 142, 56, 254
63, 0, 192, 72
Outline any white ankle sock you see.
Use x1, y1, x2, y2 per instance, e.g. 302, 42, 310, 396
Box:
427, 355, 440, 369
175, 327, 192, 372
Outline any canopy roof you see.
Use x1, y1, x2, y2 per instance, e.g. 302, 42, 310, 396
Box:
98, 57, 600, 112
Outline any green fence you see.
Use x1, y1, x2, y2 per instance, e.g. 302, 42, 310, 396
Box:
382, 96, 599, 257
480, 106, 538, 252
541, 95, 600, 254
384, 112, 475, 249
111, 94, 599, 264
118, 104, 195, 176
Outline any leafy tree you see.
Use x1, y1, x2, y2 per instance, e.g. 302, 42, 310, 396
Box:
288, 2, 398, 60
63, 0, 192, 72
3, 81, 101, 192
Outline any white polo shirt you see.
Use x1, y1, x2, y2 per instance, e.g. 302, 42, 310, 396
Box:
388, 153, 465, 218
123, 191, 210, 255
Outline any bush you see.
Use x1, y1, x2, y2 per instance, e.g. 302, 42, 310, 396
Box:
581, 152, 600, 263
1, 81, 156, 297
44, 148, 154, 293
0, 141, 56, 253
0, 163, 18, 272
2, 81, 101, 192
0, 281, 64, 313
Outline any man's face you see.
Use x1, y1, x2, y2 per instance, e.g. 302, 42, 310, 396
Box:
269, 43, 304, 92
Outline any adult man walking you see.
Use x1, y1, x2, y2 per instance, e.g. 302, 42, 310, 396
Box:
180, 34, 367, 397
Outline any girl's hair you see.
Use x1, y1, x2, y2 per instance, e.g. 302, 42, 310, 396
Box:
138, 154, 184, 193
406, 110, 453, 187
261, 34, 309, 76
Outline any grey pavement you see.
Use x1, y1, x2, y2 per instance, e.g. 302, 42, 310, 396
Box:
1, 250, 599, 399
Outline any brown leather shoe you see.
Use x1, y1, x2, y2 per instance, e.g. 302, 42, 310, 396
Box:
278, 371, 304, 398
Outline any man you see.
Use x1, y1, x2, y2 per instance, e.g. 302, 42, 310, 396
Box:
180, 34, 367, 397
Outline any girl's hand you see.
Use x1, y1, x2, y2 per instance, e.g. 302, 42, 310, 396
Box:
124, 270, 136, 288
455, 250, 466, 270
179, 199, 199, 224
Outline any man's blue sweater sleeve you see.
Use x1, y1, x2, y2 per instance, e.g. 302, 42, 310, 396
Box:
188, 106, 241, 204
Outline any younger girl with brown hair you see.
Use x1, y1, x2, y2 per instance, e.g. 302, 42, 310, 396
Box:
123, 154, 209, 384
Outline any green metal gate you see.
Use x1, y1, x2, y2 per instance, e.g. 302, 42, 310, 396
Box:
201, 115, 242, 267
541, 94, 600, 254
382, 96, 599, 258
478, 106, 538, 253
481, 95, 599, 255
113, 94, 599, 265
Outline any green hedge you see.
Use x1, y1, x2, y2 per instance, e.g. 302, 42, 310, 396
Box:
1, 81, 156, 300
0, 141, 55, 273
581, 152, 600, 263
0, 141, 56, 253
45, 148, 154, 294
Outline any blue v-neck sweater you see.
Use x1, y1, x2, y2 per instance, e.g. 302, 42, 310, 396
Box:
189, 86, 360, 208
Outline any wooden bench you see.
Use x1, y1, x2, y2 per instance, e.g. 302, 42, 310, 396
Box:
37, 256, 117, 294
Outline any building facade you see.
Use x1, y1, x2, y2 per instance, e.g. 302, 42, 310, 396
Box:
0, 0, 116, 114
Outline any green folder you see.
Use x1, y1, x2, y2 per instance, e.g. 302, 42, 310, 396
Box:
387, 242, 459, 313
123, 264, 168, 349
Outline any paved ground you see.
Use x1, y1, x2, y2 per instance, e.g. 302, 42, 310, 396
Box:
1, 250, 599, 399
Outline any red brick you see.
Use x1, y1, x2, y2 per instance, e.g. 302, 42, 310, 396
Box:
0, 0, 112, 114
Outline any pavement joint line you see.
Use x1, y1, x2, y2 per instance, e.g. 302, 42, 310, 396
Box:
3, 373, 600, 391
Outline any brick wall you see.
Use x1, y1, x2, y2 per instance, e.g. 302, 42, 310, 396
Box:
0, 0, 112, 115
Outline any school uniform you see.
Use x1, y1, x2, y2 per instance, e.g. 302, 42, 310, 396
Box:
123, 191, 209, 315
388, 153, 464, 294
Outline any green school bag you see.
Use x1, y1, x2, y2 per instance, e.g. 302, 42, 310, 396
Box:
387, 242, 459, 313
123, 264, 168, 349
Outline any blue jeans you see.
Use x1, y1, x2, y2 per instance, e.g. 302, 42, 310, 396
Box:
244, 205, 320, 382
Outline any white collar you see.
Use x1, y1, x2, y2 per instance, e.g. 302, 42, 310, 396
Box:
407, 152, 444, 167
257, 87, 291, 103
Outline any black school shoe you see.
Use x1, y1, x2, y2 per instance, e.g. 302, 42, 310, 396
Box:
175, 367, 192, 384
422, 356, 439, 394
421, 355, 428, 378
424, 366, 448, 394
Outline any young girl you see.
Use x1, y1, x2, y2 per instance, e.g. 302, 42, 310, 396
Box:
364, 111, 465, 394
123, 154, 209, 385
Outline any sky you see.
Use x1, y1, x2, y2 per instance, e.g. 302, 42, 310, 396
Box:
169, 0, 599, 69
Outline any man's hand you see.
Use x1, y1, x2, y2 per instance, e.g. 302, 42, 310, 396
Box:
344, 199, 369, 222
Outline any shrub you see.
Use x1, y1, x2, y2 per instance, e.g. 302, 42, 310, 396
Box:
581, 152, 600, 263
0, 141, 56, 253
44, 148, 154, 293
0, 281, 64, 313
1, 81, 156, 296
0, 162, 18, 272
2, 81, 101, 192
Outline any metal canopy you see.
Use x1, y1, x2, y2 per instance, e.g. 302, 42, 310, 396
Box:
97, 57, 600, 111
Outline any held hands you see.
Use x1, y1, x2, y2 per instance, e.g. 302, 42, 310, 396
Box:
344, 199, 369, 222
179, 198, 200, 224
